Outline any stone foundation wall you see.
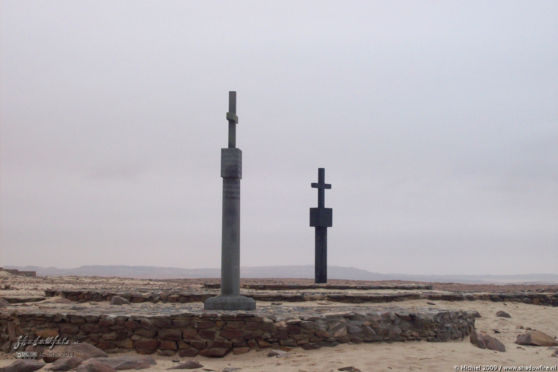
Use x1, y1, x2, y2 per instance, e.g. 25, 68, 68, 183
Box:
0, 308, 475, 357
203, 283, 434, 290
44, 290, 214, 303
43, 289, 558, 306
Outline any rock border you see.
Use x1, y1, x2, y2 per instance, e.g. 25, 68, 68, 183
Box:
42, 289, 558, 306
0, 307, 475, 357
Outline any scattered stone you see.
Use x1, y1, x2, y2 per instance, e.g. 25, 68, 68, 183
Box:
496, 311, 511, 318
35, 328, 59, 338
222, 368, 241, 372
42, 297, 73, 304
134, 338, 159, 354
232, 347, 250, 355
48, 357, 83, 371
178, 347, 198, 357
257, 340, 272, 348
159, 328, 181, 341
167, 360, 203, 369
271, 303, 282, 306
157, 350, 176, 356
426, 302, 436, 306
484, 336, 506, 352
552, 350, 558, 358
0, 298, 9, 307
0, 359, 45, 372
339, 367, 361, 372
267, 349, 287, 357
493, 329, 501, 334
200, 347, 229, 357
110, 296, 130, 305
43, 343, 107, 363
93, 356, 156, 370
76, 359, 116, 372
470, 330, 506, 352
516, 331, 558, 346
22, 344, 46, 356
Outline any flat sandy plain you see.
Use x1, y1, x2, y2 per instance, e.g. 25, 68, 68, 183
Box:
1, 274, 557, 372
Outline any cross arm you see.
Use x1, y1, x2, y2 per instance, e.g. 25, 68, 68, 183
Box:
311, 182, 331, 189
226, 112, 238, 123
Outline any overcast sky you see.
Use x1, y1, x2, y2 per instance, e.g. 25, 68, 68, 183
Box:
1, 1, 557, 275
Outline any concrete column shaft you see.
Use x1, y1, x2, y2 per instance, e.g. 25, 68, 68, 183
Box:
221, 178, 240, 296
315, 227, 327, 283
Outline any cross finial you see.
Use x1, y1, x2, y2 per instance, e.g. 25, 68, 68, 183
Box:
227, 91, 238, 148
311, 168, 331, 208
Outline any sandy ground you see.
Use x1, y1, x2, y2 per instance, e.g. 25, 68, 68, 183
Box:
1, 299, 557, 372
2, 275, 558, 299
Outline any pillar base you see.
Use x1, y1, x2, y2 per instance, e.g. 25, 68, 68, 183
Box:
204, 295, 256, 311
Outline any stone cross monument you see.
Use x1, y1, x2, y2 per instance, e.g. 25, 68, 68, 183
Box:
309, 168, 332, 283
204, 91, 256, 310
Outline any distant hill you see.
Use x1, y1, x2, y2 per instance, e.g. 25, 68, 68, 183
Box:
4, 265, 558, 284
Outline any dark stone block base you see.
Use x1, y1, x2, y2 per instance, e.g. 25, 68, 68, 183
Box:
204, 295, 256, 310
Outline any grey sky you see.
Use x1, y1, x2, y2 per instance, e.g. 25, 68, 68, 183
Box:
1, 1, 557, 275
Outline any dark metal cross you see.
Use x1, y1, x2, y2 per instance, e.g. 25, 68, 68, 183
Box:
311, 168, 331, 208
309, 168, 333, 283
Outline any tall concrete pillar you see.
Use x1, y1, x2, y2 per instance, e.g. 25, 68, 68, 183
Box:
204, 91, 256, 311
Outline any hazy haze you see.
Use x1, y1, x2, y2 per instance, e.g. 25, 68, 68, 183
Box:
1, 1, 557, 275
